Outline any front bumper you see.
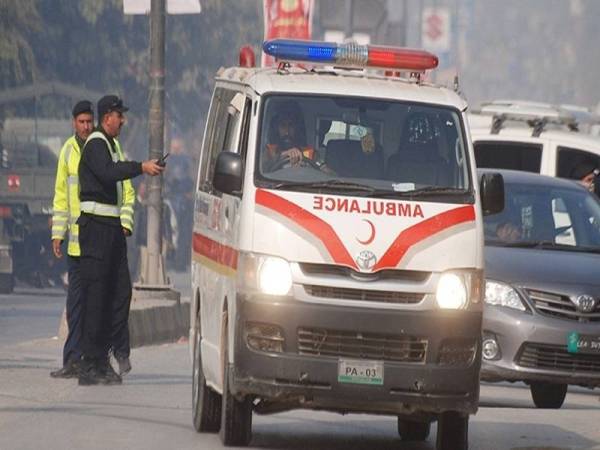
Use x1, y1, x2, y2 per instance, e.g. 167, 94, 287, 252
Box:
481, 305, 600, 387
232, 293, 482, 416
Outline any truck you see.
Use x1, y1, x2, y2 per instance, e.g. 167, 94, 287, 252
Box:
0, 120, 67, 293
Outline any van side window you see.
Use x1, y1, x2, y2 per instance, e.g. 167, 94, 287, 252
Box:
474, 141, 542, 173
198, 88, 237, 193
556, 147, 600, 180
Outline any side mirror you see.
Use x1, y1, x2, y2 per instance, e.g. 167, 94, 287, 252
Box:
213, 152, 243, 195
480, 172, 504, 216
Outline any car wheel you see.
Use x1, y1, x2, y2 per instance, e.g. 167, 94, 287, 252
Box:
530, 382, 567, 409
0, 273, 14, 294
219, 325, 252, 446
192, 317, 221, 432
397, 418, 430, 441
436, 411, 468, 450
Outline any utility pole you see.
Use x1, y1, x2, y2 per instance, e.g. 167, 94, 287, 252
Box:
133, 0, 178, 301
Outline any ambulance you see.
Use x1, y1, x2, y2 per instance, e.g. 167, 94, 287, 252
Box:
190, 39, 504, 450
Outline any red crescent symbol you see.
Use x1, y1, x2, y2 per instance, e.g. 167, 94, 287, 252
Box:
356, 219, 375, 245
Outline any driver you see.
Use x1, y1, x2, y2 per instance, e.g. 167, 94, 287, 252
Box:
263, 100, 315, 172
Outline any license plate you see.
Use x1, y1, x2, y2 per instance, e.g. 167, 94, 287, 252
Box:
567, 332, 600, 354
338, 359, 383, 386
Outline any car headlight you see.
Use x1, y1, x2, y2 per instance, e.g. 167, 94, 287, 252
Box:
484, 280, 525, 311
238, 253, 292, 296
436, 272, 468, 309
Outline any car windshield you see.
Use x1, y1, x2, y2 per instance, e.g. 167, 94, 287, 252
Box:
255, 95, 472, 200
484, 180, 600, 252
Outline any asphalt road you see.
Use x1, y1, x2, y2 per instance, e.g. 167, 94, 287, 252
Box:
1, 285, 599, 450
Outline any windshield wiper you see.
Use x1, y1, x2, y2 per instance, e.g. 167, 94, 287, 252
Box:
368, 186, 470, 198
271, 179, 375, 193
492, 240, 600, 252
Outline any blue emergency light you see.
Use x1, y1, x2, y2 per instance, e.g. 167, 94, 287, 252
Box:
262, 39, 438, 71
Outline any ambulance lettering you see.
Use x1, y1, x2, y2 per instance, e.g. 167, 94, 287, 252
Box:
313, 195, 424, 218
256, 189, 475, 272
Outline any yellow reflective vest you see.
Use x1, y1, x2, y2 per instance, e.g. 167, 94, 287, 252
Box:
51, 135, 135, 256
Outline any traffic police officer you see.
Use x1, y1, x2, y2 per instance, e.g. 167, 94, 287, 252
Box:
50, 100, 137, 379
77, 95, 163, 385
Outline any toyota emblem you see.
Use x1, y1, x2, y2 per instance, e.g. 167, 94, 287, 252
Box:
355, 250, 377, 271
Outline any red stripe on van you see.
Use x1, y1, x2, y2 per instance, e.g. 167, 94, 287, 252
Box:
373, 205, 475, 271
256, 189, 358, 270
192, 232, 238, 270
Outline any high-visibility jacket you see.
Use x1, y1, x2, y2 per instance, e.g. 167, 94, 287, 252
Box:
51, 134, 135, 256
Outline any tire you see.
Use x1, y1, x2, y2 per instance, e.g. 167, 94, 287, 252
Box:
530, 382, 567, 409
219, 330, 252, 447
192, 317, 221, 432
397, 418, 430, 441
436, 411, 468, 450
0, 273, 14, 294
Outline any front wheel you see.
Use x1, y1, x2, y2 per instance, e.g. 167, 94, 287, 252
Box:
192, 321, 221, 432
530, 382, 567, 409
219, 326, 252, 446
397, 418, 430, 441
436, 411, 468, 450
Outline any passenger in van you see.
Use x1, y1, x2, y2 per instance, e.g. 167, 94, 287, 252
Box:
569, 159, 598, 194
263, 100, 316, 172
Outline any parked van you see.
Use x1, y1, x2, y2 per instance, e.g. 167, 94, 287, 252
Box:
190, 39, 503, 450
469, 100, 600, 182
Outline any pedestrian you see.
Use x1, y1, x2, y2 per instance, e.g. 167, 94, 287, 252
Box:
49, 100, 94, 378
77, 95, 164, 385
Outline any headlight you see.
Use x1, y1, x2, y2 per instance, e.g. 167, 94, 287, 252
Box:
238, 253, 292, 296
484, 280, 525, 311
258, 257, 292, 295
436, 273, 468, 309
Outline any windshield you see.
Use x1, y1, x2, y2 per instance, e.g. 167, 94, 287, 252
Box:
255, 95, 472, 200
484, 181, 600, 252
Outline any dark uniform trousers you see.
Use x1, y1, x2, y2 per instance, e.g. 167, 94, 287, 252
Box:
63, 255, 82, 365
79, 213, 131, 361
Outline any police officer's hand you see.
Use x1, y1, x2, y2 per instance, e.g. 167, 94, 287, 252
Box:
52, 239, 63, 259
282, 148, 303, 166
142, 160, 165, 176
123, 227, 132, 237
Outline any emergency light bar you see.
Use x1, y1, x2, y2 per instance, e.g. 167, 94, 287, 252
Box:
262, 39, 439, 71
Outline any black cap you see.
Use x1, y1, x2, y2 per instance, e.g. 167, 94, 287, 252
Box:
570, 160, 598, 180
72, 100, 93, 118
97, 95, 129, 119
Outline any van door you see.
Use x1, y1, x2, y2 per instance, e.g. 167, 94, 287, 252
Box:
193, 87, 251, 388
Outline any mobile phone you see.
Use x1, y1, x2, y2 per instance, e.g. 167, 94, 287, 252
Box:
157, 152, 170, 167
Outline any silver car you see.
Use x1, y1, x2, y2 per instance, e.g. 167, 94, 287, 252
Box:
480, 169, 600, 408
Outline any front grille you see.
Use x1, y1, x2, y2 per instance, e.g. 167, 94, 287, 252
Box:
297, 327, 427, 363
299, 262, 430, 282
527, 290, 600, 322
517, 342, 600, 373
304, 285, 424, 304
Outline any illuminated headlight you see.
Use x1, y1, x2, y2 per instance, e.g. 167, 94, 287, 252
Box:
258, 257, 292, 295
238, 253, 292, 296
436, 273, 468, 309
484, 280, 525, 311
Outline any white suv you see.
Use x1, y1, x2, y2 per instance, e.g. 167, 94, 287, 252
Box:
468, 100, 600, 182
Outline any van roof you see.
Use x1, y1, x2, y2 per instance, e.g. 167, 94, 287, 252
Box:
215, 66, 467, 110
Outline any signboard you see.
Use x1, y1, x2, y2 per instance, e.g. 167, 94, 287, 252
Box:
421, 7, 451, 53
262, 0, 314, 67
123, 0, 201, 15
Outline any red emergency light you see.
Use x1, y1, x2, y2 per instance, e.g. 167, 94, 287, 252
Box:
262, 39, 438, 71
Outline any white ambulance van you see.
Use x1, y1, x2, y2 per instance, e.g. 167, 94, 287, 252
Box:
190, 39, 504, 450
